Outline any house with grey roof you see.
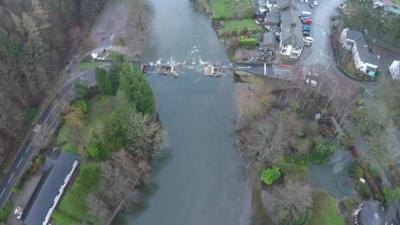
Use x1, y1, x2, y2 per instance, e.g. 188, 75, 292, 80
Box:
353, 201, 400, 225
278, 4, 304, 59
21, 151, 79, 225
340, 28, 379, 78
265, 8, 280, 26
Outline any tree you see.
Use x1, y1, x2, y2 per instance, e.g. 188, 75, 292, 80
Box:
269, 180, 312, 225
86, 132, 108, 161
119, 61, 154, 114
125, 113, 164, 158
310, 137, 336, 164
86, 194, 111, 225
95, 67, 113, 95
73, 81, 90, 99
238, 110, 289, 163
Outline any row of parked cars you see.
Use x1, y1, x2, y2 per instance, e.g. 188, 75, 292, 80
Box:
300, 11, 314, 46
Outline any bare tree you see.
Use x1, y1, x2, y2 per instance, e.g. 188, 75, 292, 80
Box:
268, 180, 313, 225
125, 113, 164, 158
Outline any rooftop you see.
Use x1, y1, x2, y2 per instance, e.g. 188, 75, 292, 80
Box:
345, 29, 379, 66
22, 151, 79, 225
280, 5, 303, 48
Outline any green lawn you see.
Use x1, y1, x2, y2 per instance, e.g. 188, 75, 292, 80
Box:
211, 0, 254, 20
220, 19, 263, 34
395, 0, 400, 5
306, 191, 346, 225
0, 201, 12, 223
79, 61, 97, 70
53, 163, 100, 225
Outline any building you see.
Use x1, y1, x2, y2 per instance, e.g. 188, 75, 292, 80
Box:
279, 4, 304, 59
390, 60, 400, 80
353, 201, 400, 225
21, 151, 79, 225
267, 0, 278, 10
258, 0, 268, 13
353, 201, 384, 225
340, 28, 379, 78
265, 8, 280, 26
262, 31, 277, 51
277, 0, 291, 9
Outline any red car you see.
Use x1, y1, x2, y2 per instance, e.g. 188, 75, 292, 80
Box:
303, 18, 312, 25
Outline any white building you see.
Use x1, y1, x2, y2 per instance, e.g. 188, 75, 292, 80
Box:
340, 28, 379, 78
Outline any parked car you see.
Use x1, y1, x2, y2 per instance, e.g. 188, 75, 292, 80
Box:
305, 78, 318, 87
303, 18, 312, 24
302, 25, 312, 31
303, 37, 314, 46
301, 11, 312, 17
313, 0, 318, 6
302, 30, 311, 36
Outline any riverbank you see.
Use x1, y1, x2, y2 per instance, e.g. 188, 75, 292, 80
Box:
235, 75, 348, 225
192, 0, 265, 63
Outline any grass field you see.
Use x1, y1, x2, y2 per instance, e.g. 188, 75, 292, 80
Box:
306, 191, 345, 225
220, 19, 263, 34
53, 163, 100, 225
79, 61, 97, 70
395, 0, 400, 5
211, 0, 254, 19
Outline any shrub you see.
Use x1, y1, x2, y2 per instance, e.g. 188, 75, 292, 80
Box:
73, 100, 88, 114
260, 167, 281, 185
339, 198, 360, 212
310, 138, 335, 165
74, 81, 90, 99
383, 187, 400, 203
350, 164, 364, 179
86, 133, 108, 161
24, 107, 38, 123
239, 38, 257, 47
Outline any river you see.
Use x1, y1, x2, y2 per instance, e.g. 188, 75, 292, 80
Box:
117, 0, 250, 225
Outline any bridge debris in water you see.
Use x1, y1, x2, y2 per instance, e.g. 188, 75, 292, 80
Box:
203, 65, 225, 77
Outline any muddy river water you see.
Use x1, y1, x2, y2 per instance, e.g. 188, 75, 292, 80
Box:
117, 0, 250, 225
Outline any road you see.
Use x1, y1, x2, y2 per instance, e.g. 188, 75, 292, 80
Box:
0, 64, 95, 210
300, 0, 341, 68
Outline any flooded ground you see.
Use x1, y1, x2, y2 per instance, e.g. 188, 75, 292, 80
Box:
117, 0, 250, 225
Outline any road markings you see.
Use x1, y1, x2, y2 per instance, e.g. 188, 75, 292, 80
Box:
25, 142, 33, 153
16, 157, 24, 169
320, 53, 332, 59
43, 103, 59, 124
0, 189, 5, 199
7, 172, 14, 184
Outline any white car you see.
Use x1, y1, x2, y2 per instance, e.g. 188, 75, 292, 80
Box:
313, 0, 318, 6
303, 37, 314, 46
305, 78, 318, 87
